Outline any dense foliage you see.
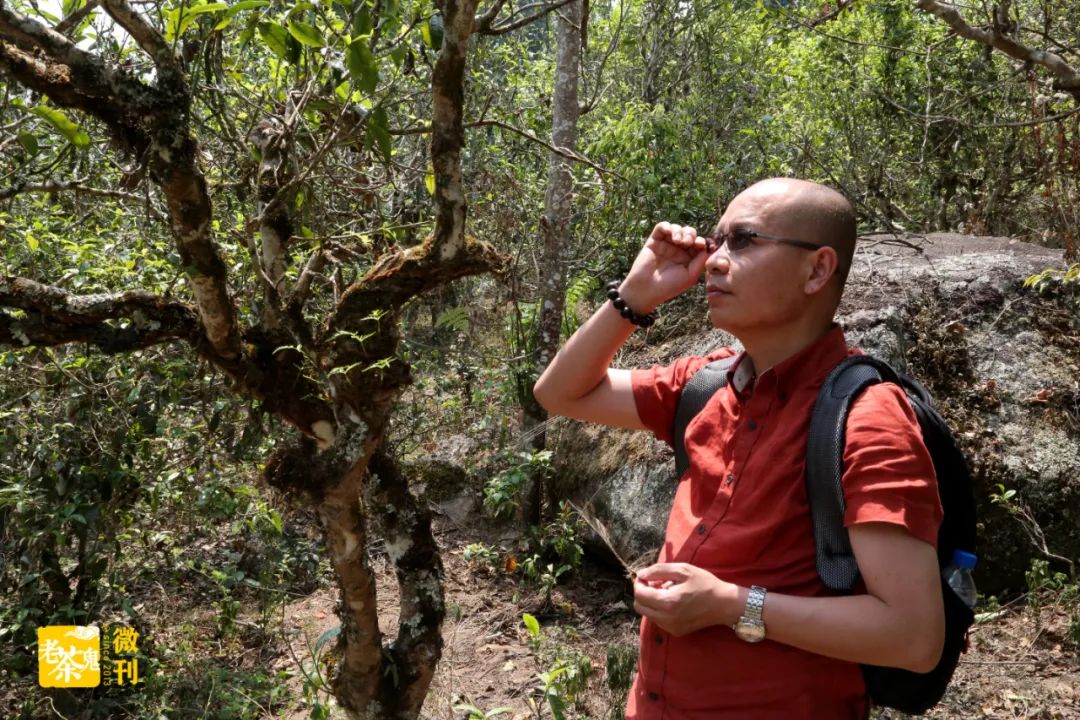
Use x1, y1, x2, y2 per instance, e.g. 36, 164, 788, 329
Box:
1, 0, 1077, 716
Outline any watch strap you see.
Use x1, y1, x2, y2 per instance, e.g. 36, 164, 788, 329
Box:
743, 585, 766, 623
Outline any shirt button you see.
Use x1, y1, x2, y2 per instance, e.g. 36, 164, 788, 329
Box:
648, 692, 661, 701
748, 419, 758, 430
697, 524, 706, 534
726, 473, 735, 486
655, 633, 664, 645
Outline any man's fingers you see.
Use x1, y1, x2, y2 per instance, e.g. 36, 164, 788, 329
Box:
633, 583, 675, 612
636, 563, 690, 582
687, 245, 709, 281
634, 599, 667, 621
669, 225, 697, 246
650, 222, 700, 248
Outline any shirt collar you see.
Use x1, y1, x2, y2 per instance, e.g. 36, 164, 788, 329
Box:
726, 324, 850, 399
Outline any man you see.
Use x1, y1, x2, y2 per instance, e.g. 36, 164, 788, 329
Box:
533, 178, 945, 718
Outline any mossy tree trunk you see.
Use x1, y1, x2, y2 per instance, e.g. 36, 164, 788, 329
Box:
0, 0, 507, 715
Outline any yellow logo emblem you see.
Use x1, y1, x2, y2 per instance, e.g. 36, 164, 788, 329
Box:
37, 626, 100, 688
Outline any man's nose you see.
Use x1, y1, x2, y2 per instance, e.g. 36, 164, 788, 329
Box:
706, 248, 730, 274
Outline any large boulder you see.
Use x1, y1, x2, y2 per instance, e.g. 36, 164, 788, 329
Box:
549, 234, 1078, 595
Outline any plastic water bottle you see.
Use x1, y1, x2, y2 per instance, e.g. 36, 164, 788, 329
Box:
943, 549, 978, 608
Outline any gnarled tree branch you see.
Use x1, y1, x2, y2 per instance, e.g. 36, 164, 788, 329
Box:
54, 0, 100, 35
0, 2, 108, 72
916, 0, 1080, 98
0, 276, 198, 352
0, 4, 158, 144
428, 0, 480, 262
0, 6, 243, 361
476, 0, 576, 35
99, 0, 180, 74
0, 178, 153, 208
808, 0, 857, 28
473, 0, 508, 33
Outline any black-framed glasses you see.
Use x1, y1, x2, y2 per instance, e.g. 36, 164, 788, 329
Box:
704, 228, 825, 254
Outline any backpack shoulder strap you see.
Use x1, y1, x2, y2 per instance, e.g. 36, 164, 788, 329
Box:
806, 355, 900, 591
673, 356, 738, 480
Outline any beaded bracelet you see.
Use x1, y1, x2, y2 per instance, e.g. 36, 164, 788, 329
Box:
605, 281, 657, 328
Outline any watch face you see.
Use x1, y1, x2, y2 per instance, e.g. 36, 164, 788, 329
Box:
735, 621, 766, 643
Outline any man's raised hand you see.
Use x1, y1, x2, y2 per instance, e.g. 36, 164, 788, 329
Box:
620, 222, 710, 313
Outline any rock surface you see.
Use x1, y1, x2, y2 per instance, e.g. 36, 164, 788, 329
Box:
549, 234, 1078, 594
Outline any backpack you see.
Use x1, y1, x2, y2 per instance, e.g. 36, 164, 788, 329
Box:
673, 354, 978, 715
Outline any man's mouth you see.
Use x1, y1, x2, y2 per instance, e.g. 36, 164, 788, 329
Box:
706, 285, 731, 297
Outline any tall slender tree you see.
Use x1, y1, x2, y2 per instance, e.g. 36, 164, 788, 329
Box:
520, 0, 584, 522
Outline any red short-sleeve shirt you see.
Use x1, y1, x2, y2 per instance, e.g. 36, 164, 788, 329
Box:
626, 325, 943, 720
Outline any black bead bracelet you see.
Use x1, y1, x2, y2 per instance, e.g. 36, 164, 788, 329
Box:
605, 281, 656, 328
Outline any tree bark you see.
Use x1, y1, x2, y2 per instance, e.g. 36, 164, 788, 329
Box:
0, 276, 199, 352
520, 0, 583, 522
1, 1, 507, 716
250, 118, 295, 331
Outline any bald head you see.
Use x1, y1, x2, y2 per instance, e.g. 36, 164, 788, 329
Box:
733, 178, 857, 287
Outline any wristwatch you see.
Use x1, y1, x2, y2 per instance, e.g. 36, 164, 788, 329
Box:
733, 585, 767, 643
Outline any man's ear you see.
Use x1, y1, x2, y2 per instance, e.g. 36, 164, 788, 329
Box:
803, 246, 838, 295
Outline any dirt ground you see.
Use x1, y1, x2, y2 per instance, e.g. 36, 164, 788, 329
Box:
274, 512, 1080, 720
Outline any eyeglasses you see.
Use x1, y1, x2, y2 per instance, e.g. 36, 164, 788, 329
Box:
704, 228, 825, 254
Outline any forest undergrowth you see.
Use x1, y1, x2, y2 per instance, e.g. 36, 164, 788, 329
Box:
2, 320, 1078, 719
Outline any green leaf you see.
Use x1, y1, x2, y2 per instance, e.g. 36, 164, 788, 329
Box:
187, 4, 228, 22
424, 167, 435, 195
975, 609, 1007, 624
166, 2, 228, 41
346, 39, 379, 93
314, 625, 341, 655
287, 19, 325, 47
227, 0, 270, 16
26, 233, 39, 252
258, 21, 299, 62
367, 107, 392, 163
390, 44, 406, 67
352, 4, 372, 36
30, 105, 90, 148
334, 79, 350, 103
426, 14, 443, 50
434, 306, 468, 332
16, 133, 39, 155
522, 613, 540, 639
214, 0, 268, 30
258, 21, 289, 58
547, 693, 567, 720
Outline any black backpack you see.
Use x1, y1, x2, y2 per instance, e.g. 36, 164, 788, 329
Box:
673, 354, 978, 715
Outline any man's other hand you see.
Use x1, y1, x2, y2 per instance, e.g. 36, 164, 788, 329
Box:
621, 222, 710, 312
633, 562, 738, 637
